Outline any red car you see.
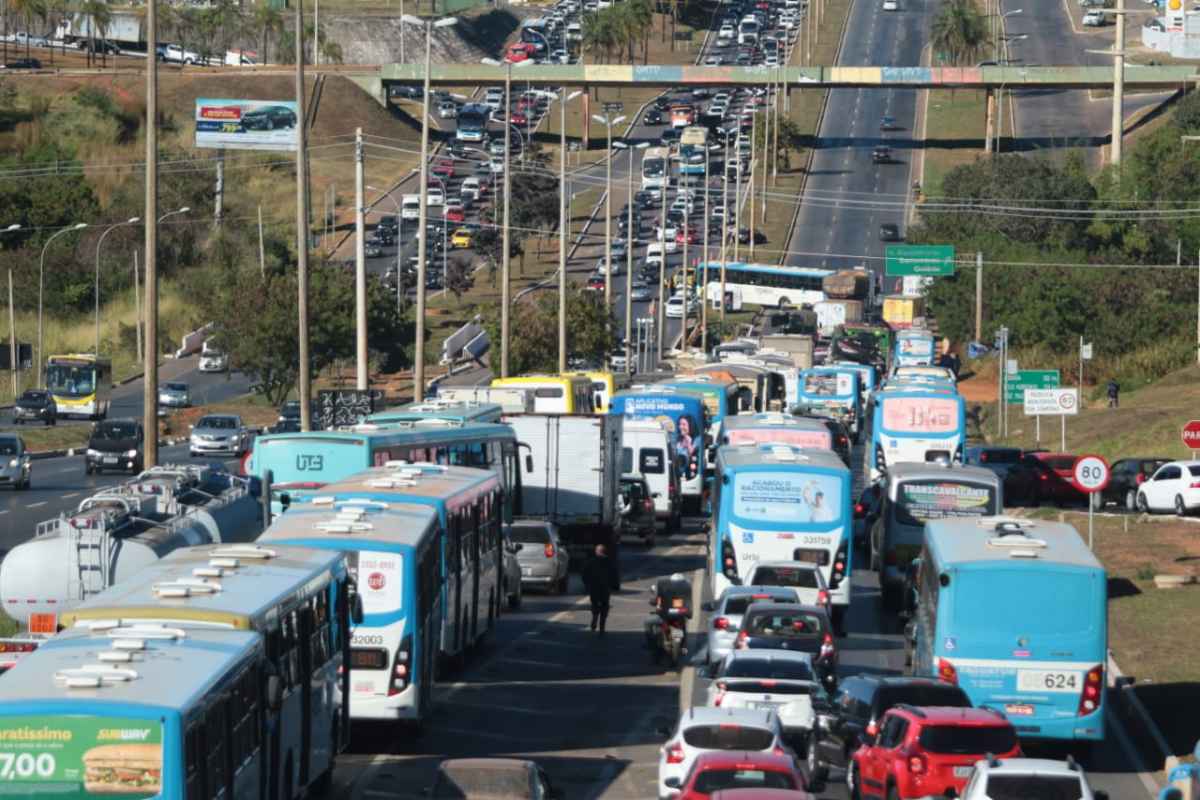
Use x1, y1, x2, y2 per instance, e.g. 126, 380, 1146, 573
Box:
504, 46, 530, 63
676, 228, 701, 245
510, 110, 528, 126
711, 791, 811, 800
586, 275, 605, 290
1025, 452, 1086, 505
431, 159, 454, 178
849, 706, 1020, 800
670, 751, 808, 800
443, 205, 465, 223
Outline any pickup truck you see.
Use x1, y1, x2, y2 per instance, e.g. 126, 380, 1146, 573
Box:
159, 43, 200, 64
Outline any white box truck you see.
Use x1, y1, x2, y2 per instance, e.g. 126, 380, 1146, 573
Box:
504, 413, 623, 564
619, 418, 682, 533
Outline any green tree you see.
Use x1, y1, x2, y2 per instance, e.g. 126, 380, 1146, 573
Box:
931, 0, 987, 66
11, 0, 44, 61
78, 0, 111, 68
253, 2, 283, 65
484, 291, 614, 375
581, 10, 618, 63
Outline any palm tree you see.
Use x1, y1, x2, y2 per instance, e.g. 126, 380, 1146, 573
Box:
11, 0, 45, 60
581, 10, 616, 63
930, 0, 987, 66
626, 0, 653, 64
78, 0, 111, 68
253, 2, 281, 65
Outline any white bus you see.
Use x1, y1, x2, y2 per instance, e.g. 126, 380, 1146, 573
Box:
641, 146, 670, 190
700, 262, 832, 309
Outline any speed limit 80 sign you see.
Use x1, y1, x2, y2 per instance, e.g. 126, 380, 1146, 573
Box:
1071, 454, 1110, 494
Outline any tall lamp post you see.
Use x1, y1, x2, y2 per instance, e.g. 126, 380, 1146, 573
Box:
558, 88, 583, 373
405, 13, 458, 401
592, 112, 626, 322
613, 139, 649, 373
95, 217, 141, 358
1088, 0, 1153, 169
38, 222, 88, 385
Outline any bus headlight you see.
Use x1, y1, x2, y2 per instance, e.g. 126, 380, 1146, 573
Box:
126, 450, 139, 458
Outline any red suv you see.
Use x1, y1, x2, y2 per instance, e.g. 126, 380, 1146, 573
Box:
848, 706, 1020, 800
1025, 452, 1085, 506
672, 751, 808, 800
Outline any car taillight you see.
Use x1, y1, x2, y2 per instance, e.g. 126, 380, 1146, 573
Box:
1190, 482, 1200, 490
1077, 664, 1103, 715
772, 746, 787, 756
937, 657, 958, 685
1136, 473, 1146, 484
829, 542, 849, 590
980, 452, 989, 463
714, 683, 727, 706
1039, 472, 1049, 481
666, 742, 685, 763
865, 719, 878, 738
721, 538, 740, 584
644, 498, 655, 512
387, 635, 413, 696
544, 543, 555, 558
713, 616, 730, 630
907, 753, 927, 774
817, 590, 829, 605
736, 631, 749, 649
820, 633, 835, 659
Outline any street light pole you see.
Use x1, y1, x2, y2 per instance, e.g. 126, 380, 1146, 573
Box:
592, 112, 625, 329
657, 163, 668, 363
614, 140, 649, 373
701, 146, 710, 353
558, 89, 581, 373
294, 0, 312, 430
354, 127, 368, 391
38, 222, 87, 386
95, 216, 140, 358
721, 128, 732, 324
407, 15, 458, 400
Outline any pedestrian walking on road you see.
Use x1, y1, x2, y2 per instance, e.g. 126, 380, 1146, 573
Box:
582, 544, 616, 634
1107, 378, 1120, 409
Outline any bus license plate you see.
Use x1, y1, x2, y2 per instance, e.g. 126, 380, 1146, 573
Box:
1017, 669, 1081, 693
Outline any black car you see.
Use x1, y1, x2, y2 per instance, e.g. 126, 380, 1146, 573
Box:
4, 58, 40, 69
644, 108, 664, 125
268, 418, 302, 434
806, 676, 971, 787
1099, 457, 1171, 511
242, 104, 297, 131
86, 419, 145, 475
13, 389, 56, 426
879, 223, 901, 241
871, 146, 892, 164
278, 400, 302, 422
795, 414, 852, 466
660, 128, 682, 148
653, 96, 672, 111
735, 602, 838, 689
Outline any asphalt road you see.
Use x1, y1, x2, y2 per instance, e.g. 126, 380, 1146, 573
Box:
783, 0, 926, 286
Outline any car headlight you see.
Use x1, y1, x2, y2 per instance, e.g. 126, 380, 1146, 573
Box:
87, 449, 100, 457
126, 450, 139, 458
7, 459, 16, 468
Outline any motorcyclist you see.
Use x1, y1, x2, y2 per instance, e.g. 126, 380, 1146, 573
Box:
645, 573, 694, 662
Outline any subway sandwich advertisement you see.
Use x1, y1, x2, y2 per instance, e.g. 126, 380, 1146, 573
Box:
0, 716, 162, 797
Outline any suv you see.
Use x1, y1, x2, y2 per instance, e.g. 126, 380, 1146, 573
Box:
1097, 456, 1169, 512
13, 389, 56, 426
848, 706, 1021, 800
807, 676, 970, 786
1024, 452, 1085, 506
86, 419, 145, 475
734, 603, 837, 690
705, 649, 828, 738
961, 756, 1108, 800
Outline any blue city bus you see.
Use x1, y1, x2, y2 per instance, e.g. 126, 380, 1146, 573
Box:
610, 387, 710, 514
0, 625, 272, 799
246, 421, 521, 520
711, 444, 854, 629
794, 367, 864, 442
367, 400, 504, 425
912, 517, 1107, 744
870, 388, 967, 482
830, 360, 878, 400
260, 501, 443, 727
309, 464, 502, 665
59, 543, 355, 799
657, 377, 741, 440
893, 329, 937, 368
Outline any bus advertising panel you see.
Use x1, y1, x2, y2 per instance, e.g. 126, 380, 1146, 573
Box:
733, 471, 843, 524
881, 396, 960, 434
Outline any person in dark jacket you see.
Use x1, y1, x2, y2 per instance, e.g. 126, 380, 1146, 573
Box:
582, 544, 617, 633
1107, 379, 1120, 408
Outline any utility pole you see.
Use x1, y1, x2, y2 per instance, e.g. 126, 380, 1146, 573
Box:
974, 251, 983, 342
133, 251, 142, 362
501, 63, 512, 377
1112, 0, 1125, 167
624, 146, 635, 372
748, 110, 756, 260
257, 205, 266, 278
355, 127, 368, 390
657, 166, 668, 362
215, 152, 224, 224
143, 0, 160, 468
720, 128, 731, 323
294, 0, 313, 431
734, 128, 743, 262
701, 146, 710, 354
7, 269, 15, 398
682, 202, 689, 352
558, 87, 571, 373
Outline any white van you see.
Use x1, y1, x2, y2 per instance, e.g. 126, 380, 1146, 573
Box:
401, 194, 420, 220
620, 418, 682, 531
738, 18, 760, 44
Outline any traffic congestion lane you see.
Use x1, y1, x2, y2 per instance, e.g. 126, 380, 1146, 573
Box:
334, 528, 710, 800
784, 0, 926, 283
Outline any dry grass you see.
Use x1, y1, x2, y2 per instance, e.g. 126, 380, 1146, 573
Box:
920, 89, 989, 198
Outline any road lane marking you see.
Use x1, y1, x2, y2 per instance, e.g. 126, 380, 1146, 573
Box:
25, 502, 46, 508
62, 493, 79, 499
441, 699, 565, 717
0, 510, 8, 515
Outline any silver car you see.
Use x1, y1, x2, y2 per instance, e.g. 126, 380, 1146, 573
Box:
0, 435, 31, 490
701, 585, 802, 667
501, 528, 524, 611
158, 381, 190, 408
508, 519, 570, 594
189, 414, 248, 458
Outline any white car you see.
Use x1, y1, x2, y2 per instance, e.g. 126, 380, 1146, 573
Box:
1082, 8, 1104, 24
426, 186, 445, 206
883, 0, 899, 9
198, 349, 228, 373
664, 294, 697, 318
657, 706, 792, 800
704, 650, 828, 738
960, 757, 1107, 800
461, 177, 482, 201
718, 25, 736, 39
437, 101, 457, 119
1136, 460, 1200, 515
744, 561, 830, 612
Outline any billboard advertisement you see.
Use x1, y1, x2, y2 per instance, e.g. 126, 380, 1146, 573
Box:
194, 98, 299, 151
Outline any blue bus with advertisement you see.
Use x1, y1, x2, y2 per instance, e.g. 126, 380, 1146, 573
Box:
912, 517, 1107, 745
711, 444, 854, 630
870, 388, 967, 482
609, 388, 710, 513
794, 368, 864, 442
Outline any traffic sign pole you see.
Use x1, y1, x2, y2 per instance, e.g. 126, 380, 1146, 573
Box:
1072, 455, 1111, 550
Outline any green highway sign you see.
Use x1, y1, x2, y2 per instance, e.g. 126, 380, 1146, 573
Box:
1005, 369, 1060, 404
885, 245, 956, 276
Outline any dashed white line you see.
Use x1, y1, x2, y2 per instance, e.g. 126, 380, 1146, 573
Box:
62, 493, 79, 499
25, 502, 46, 508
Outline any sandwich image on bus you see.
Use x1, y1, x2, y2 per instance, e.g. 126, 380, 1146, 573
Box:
711, 444, 853, 630
871, 389, 967, 482
912, 516, 1107, 744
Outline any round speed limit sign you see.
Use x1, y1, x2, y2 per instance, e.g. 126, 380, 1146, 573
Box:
1071, 454, 1110, 494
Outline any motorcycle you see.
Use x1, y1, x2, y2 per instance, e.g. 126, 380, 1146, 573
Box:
644, 577, 692, 669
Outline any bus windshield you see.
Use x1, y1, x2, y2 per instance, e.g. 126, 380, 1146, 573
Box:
46, 364, 95, 397
880, 396, 961, 434
643, 156, 666, 177
732, 471, 844, 525
952, 570, 1099, 637
893, 480, 997, 525
802, 373, 853, 399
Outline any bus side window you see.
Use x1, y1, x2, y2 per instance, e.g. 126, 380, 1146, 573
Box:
204, 700, 230, 799
310, 591, 332, 669
231, 665, 261, 770
186, 723, 205, 800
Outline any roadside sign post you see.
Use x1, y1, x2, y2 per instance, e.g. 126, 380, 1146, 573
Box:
885, 245, 956, 277
1072, 454, 1111, 550
1009, 369, 1059, 444
1181, 420, 1200, 456
1023, 387, 1078, 451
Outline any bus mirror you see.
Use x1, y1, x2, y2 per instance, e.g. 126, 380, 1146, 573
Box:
938, 573, 951, 588
351, 593, 365, 625
266, 675, 283, 711
525, 454, 534, 473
